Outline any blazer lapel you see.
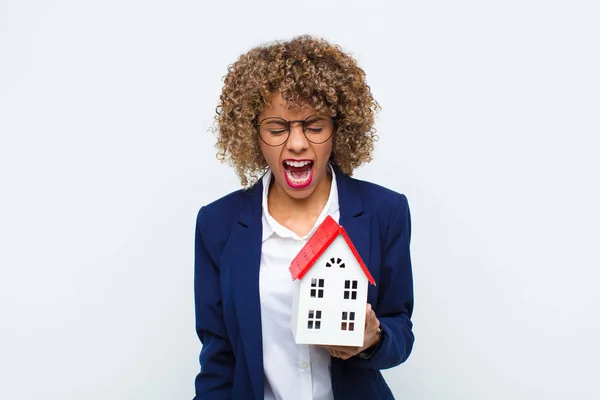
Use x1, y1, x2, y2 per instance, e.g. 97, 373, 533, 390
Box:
223, 181, 264, 400
333, 170, 372, 393
336, 170, 371, 279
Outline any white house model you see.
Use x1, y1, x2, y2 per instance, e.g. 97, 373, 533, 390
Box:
289, 216, 375, 347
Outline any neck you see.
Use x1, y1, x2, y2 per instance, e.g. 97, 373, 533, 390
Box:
268, 170, 332, 222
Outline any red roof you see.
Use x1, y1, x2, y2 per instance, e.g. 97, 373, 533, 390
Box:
289, 216, 375, 285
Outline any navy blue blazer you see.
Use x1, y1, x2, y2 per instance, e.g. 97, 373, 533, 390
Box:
193, 170, 414, 399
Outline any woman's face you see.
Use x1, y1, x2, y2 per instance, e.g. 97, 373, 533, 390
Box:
257, 92, 334, 201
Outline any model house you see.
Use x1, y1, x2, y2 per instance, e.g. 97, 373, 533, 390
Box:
289, 216, 375, 347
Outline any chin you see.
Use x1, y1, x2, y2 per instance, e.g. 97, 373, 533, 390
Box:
283, 185, 316, 200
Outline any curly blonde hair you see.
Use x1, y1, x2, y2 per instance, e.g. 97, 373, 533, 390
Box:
214, 35, 380, 187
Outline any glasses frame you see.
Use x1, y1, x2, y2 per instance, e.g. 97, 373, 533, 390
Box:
253, 114, 337, 147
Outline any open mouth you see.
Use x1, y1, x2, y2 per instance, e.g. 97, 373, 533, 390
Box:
283, 159, 314, 188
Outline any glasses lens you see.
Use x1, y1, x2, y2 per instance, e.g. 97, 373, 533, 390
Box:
304, 115, 334, 143
259, 118, 289, 146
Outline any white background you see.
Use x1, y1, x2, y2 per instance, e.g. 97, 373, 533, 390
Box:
1, 0, 599, 399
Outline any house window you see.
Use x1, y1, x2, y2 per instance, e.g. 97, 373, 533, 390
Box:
343, 280, 358, 300
326, 257, 345, 268
307, 310, 322, 329
341, 311, 355, 331
310, 278, 325, 298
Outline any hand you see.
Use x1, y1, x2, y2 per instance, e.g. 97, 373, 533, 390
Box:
322, 303, 381, 360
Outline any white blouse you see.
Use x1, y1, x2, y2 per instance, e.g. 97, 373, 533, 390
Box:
259, 167, 339, 400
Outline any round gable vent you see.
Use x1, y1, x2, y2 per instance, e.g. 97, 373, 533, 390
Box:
325, 257, 345, 268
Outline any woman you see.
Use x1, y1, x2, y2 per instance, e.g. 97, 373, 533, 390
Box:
194, 35, 414, 399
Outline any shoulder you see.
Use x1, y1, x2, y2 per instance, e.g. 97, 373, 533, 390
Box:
344, 174, 409, 217
339, 173, 411, 243
195, 182, 262, 242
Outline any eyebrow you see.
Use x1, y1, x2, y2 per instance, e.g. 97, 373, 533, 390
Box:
260, 115, 323, 122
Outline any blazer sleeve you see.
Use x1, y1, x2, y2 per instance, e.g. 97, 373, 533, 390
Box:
193, 206, 235, 399
346, 194, 415, 370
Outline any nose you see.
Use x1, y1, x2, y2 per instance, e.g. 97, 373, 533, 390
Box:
285, 122, 309, 153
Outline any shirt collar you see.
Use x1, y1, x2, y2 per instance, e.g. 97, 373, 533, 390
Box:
261, 164, 339, 242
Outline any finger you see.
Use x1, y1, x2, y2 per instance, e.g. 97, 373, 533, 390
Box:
324, 345, 345, 354
341, 349, 360, 359
326, 345, 360, 359
333, 350, 346, 359
337, 345, 360, 353
364, 309, 374, 331
368, 306, 378, 324
328, 345, 351, 352
326, 347, 336, 355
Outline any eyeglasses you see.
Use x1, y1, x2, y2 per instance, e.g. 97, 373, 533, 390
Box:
254, 114, 336, 147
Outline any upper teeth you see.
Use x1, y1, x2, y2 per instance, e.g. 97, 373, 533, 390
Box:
285, 160, 312, 168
